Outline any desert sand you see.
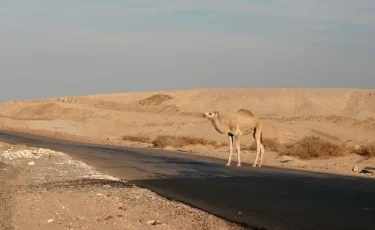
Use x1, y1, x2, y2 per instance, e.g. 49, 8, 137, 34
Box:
1, 88, 375, 177
0, 142, 242, 229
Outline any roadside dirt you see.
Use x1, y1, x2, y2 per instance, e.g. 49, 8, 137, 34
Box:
0, 162, 20, 230
0, 143, 245, 230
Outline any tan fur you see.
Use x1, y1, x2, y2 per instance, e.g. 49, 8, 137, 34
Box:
237, 108, 255, 117
203, 109, 265, 167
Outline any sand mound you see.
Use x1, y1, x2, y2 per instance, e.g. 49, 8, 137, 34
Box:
124, 94, 180, 114
294, 101, 336, 116
1, 88, 375, 125
347, 92, 375, 110
92, 100, 128, 111
156, 88, 374, 117
324, 115, 354, 125
74, 88, 375, 118
352, 117, 375, 131
353, 117, 375, 126
6, 99, 49, 104
137, 94, 173, 106
24, 103, 65, 116
4, 102, 94, 121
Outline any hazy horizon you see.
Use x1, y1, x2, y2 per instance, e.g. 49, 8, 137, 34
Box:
1, 0, 374, 101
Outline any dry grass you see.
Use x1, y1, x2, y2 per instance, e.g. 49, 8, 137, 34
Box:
353, 144, 375, 158
278, 136, 345, 160
122, 135, 151, 143
152, 135, 225, 148
121, 134, 350, 161
246, 137, 281, 152
122, 133, 282, 151
121, 134, 227, 148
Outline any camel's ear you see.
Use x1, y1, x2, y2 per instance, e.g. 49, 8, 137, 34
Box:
214, 111, 219, 115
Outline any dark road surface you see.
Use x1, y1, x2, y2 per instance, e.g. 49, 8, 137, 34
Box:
1, 130, 375, 230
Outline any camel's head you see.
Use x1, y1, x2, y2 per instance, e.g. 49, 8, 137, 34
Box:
203, 111, 219, 120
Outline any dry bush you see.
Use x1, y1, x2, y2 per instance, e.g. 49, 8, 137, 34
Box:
278, 136, 345, 160
245, 138, 281, 152
122, 135, 151, 143
152, 135, 221, 148
353, 144, 375, 158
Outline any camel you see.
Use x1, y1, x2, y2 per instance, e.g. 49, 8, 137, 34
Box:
203, 109, 265, 167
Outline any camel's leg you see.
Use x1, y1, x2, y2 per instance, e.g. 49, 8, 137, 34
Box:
236, 135, 241, 166
253, 133, 261, 168
226, 134, 234, 166
253, 141, 261, 167
258, 144, 265, 167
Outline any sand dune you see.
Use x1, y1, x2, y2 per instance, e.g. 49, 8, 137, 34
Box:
78, 88, 375, 117
1, 88, 375, 142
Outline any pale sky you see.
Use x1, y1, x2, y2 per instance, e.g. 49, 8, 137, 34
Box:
1, 0, 374, 101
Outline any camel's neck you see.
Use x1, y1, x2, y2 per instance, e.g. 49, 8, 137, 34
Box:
212, 118, 229, 134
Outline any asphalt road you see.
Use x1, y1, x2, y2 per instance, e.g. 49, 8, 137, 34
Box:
0, 130, 374, 230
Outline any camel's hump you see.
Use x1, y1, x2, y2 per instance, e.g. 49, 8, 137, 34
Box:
237, 109, 255, 117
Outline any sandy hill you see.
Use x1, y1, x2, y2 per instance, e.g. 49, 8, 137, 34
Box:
77, 88, 375, 117
1, 88, 375, 146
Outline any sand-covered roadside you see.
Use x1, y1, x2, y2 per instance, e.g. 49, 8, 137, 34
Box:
0, 142, 244, 230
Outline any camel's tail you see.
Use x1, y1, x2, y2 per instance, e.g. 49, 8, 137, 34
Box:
260, 131, 263, 144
